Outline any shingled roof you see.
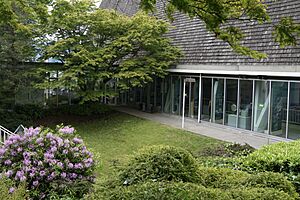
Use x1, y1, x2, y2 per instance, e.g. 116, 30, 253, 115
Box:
101, 0, 300, 66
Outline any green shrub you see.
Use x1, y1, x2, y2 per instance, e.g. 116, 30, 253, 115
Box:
0, 177, 27, 200
244, 172, 298, 198
0, 103, 112, 131
118, 145, 200, 185
47, 103, 111, 117
197, 167, 250, 189
197, 167, 298, 198
197, 156, 242, 169
14, 104, 44, 120
0, 109, 29, 131
241, 140, 300, 192
90, 181, 295, 200
228, 187, 294, 200
241, 141, 297, 173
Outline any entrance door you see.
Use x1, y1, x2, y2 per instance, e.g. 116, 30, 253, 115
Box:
201, 78, 212, 121
183, 78, 199, 118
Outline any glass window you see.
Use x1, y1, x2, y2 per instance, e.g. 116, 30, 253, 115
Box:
225, 79, 238, 127
201, 78, 212, 121
172, 76, 181, 115
238, 80, 253, 130
156, 78, 162, 109
212, 78, 224, 124
183, 77, 198, 118
192, 78, 199, 119
270, 82, 288, 138
288, 82, 300, 139
163, 77, 172, 113
253, 80, 270, 133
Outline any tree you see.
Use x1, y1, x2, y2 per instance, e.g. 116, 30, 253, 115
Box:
0, 0, 52, 108
38, 0, 181, 103
139, 0, 300, 59
0, 0, 52, 63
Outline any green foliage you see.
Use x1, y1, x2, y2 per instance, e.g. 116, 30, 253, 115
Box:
118, 145, 200, 185
94, 182, 229, 200
96, 145, 297, 199
274, 17, 300, 47
46, 103, 112, 117
0, 177, 27, 200
241, 140, 300, 192
197, 167, 249, 188
197, 167, 298, 198
140, 0, 300, 59
37, 0, 181, 103
0, 103, 111, 131
241, 141, 300, 173
197, 156, 242, 169
0, 0, 51, 63
244, 172, 298, 198
0, 104, 44, 131
91, 181, 295, 200
0, 64, 45, 111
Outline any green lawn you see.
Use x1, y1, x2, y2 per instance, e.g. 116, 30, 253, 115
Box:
69, 112, 223, 177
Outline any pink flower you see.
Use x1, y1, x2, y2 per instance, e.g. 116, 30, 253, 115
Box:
59, 126, 75, 134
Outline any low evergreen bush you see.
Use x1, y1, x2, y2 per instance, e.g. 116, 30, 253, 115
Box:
241, 140, 300, 192
197, 167, 250, 188
97, 145, 298, 199
118, 145, 200, 185
244, 172, 298, 198
92, 181, 295, 200
197, 167, 298, 198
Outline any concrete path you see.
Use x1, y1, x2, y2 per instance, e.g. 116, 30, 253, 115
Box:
115, 107, 292, 149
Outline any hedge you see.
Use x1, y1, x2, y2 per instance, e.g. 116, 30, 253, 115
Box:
91, 182, 295, 200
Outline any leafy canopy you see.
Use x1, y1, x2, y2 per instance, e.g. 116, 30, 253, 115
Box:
37, 0, 181, 103
0, 0, 52, 63
139, 0, 300, 59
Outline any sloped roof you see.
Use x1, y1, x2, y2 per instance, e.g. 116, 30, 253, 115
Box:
101, 0, 300, 66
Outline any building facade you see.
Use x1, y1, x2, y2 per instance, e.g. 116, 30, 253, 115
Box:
102, 0, 300, 140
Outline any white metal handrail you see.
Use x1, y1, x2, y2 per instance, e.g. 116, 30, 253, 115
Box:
0, 125, 14, 144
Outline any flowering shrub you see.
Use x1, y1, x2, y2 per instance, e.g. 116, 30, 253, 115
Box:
0, 125, 95, 199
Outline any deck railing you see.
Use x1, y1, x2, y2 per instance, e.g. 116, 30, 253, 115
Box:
0, 125, 14, 144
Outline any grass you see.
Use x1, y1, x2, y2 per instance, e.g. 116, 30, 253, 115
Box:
68, 111, 223, 177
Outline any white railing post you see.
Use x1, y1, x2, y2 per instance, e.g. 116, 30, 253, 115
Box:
0, 125, 15, 144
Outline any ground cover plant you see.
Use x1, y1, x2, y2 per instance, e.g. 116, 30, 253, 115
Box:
0, 126, 96, 199
90, 145, 298, 200
241, 140, 300, 193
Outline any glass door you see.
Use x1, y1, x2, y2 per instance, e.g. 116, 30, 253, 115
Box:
270, 81, 288, 137
183, 77, 199, 118
238, 80, 253, 130
253, 80, 270, 133
212, 78, 224, 124
201, 78, 212, 121
225, 79, 238, 127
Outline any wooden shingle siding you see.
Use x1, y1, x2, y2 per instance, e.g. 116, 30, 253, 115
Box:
101, 0, 300, 66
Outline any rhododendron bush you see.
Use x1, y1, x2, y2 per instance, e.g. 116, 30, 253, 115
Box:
0, 125, 95, 199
